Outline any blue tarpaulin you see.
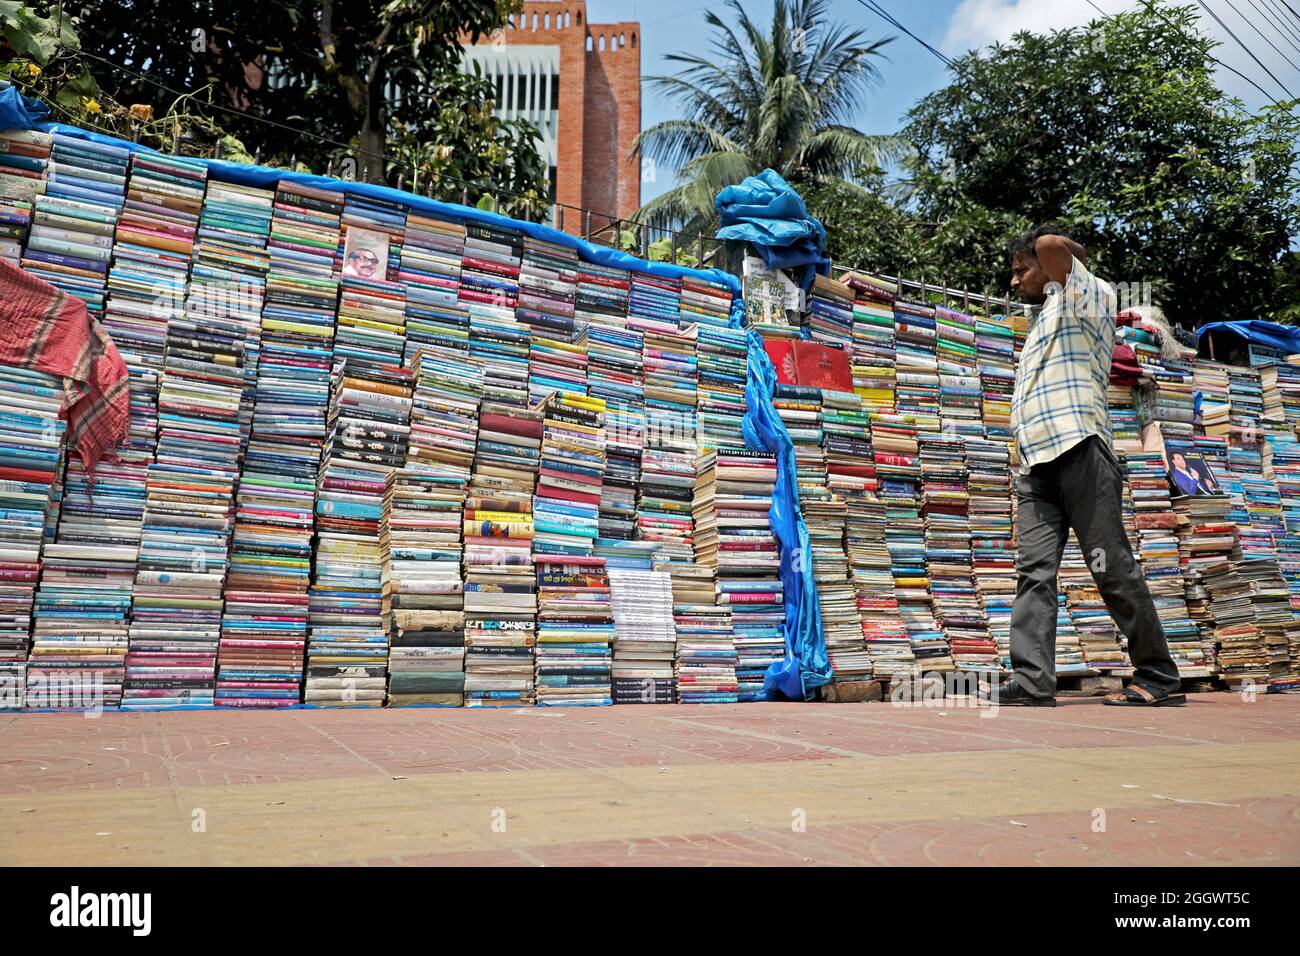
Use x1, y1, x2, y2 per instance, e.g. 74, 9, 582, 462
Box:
8, 115, 741, 296
0, 84, 51, 129
719, 170, 833, 700
1198, 320, 1300, 358
715, 168, 829, 291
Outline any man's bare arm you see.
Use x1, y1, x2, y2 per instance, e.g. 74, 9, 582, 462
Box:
1034, 234, 1087, 288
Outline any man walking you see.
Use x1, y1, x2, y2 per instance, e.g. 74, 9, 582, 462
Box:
994, 225, 1184, 707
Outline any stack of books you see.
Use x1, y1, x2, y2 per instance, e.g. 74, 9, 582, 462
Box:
694, 323, 748, 449
672, 590, 738, 704
534, 554, 614, 705
519, 237, 580, 400
1173, 493, 1242, 676
335, 276, 408, 374
586, 316, 644, 541
637, 319, 698, 564
774, 383, 826, 502
1, 367, 67, 708
805, 275, 854, 349
680, 274, 733, 328
894, 303, 941, 419
975, 312, 1015, 442
843, 487, 911, 678
339, 192, 406, 281
216, 181, 339, 707
398, 212, 467, 361
694, 448, 782, 701
23, 133, 129, 318
576, 262, 630, 320
1066, 584, 1132, 673
459, 223, 521, 312
608, 564, 677, 703
1204, 556, 1283, 690
1054, 592, 1088, 675
806, 495, 869, 683
383, 350, 483, 706
307, 362, 414, 706
126, 318, 247, 708
1195, 361, 1232, 439
966, 437, 1015, 673
918, 433, 967, 674
463, 355, 542, 706
0, 129, 51, 264
533, 393, 605, 555
847, 291, 896, 415
630, 272, 681, 326
100, 150, 205, 378
935, 307, 983, 437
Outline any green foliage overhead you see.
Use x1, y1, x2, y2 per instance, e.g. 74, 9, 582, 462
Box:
896, 1, 1300, 324
62, 0, 547, 216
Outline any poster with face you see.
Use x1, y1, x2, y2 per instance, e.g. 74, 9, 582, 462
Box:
342, 227, 389, 281
1168, 450, 1221, 497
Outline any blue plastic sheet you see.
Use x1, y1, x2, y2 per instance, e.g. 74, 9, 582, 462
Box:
734, 313, 831, 700
16, 117, 741, 298
0, 84, 51, 129
1198, 320, 1300, 358
715, 168, 830, 290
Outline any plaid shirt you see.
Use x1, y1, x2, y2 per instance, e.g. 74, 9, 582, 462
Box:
1011, 256, 1116, 474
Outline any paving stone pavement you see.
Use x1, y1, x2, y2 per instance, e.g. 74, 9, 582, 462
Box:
1, 694, 1297, 865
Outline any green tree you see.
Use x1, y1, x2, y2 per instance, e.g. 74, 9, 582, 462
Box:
633, 0, 907, 236
900, 1, 1300, 324
64, 0, 547, 215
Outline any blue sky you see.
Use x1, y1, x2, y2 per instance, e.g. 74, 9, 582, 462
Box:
584, 0, 1300, 203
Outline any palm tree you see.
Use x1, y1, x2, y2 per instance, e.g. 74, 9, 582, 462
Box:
633, 0, 908, 236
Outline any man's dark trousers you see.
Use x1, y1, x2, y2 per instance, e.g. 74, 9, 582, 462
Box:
1009, 435, 1181, 697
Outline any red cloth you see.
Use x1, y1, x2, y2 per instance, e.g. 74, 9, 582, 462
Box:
1110, 343, 1142, 386
0, 258, 129, 474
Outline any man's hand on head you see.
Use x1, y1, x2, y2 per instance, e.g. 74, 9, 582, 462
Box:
1032, 234, 1086, 289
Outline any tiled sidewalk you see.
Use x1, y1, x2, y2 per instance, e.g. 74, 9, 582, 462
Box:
2, 695, 1298, 865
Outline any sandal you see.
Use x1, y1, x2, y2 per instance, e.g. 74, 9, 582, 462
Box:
1103, 682, 1187, 707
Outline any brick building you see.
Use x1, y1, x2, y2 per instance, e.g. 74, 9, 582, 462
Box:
463, 1, 641, 233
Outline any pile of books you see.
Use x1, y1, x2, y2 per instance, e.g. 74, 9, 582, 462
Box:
3, 368, 67, 708
680, 274, 733, 329
534, 393, 605, 555
774, 383, 826, 501
127, 318, 247, 708
463, 372, 541, 707
1173, 493, 1241, 675
694, 323, 748, 449
967, 437, 1016, 672
587, 316, 644, 540
306, 362, 414, 706
383, 350, 483, 706
534, 554, 614, 705
23, 133, 129, 319
935, 307, 983, 437
847, 289, 897, 415
806, 275, 854, 349
637, 320, 697, 563
694, 447, 782, 700
1204, 557, 1284, 690
806, 495, 869, 682
0, 129, 50, 264
460, 223, 521, 312
975, 313, 1015, 441
609, 565, 677, 703
217, 183, 339, 707
630, 272, 681, 325
398, 212, 467, 361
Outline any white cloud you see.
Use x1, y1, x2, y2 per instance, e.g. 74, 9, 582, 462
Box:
938, 0, 1290, 110
941, 0, 1129, 55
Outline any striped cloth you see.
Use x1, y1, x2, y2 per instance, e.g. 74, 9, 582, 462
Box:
0, 258, 128, 474
1011, 256, 1117, 475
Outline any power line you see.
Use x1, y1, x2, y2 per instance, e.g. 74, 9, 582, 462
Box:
1221, 0, 1300, 72
1194, 0, 1296, 99
1275, 0, 1300, 24
1257, 0, 1300, 51
853, 0, 954, 69
1084, 0, 1283, 111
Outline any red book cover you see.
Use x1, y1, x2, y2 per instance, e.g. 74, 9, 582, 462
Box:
763, 338, 798, 385
479, 412, 543, 440
792, 340, 852, 391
